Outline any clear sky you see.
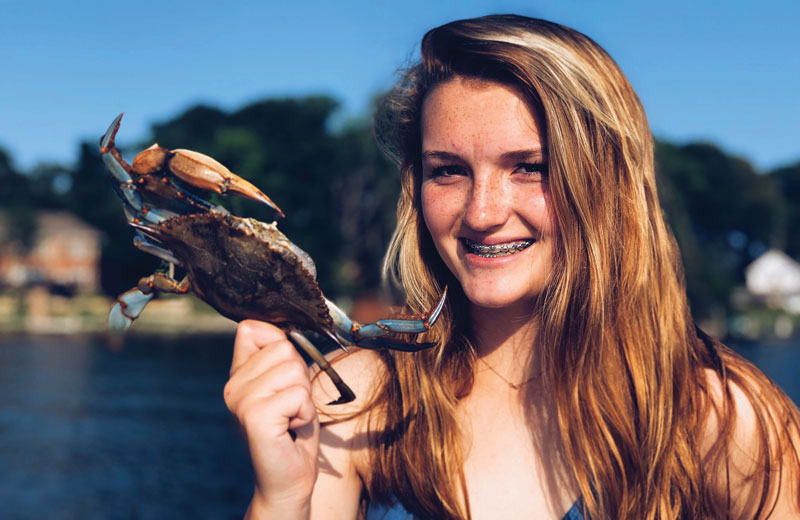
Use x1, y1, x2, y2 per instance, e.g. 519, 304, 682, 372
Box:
1, 0, 797, 171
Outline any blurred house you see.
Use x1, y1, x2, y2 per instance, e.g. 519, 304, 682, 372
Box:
0, 211, 101, 293
745, 249, 800, 314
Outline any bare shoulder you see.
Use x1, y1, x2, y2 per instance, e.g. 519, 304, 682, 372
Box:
700, 366, 797, 446
700, 367, 759, 442
700, 367, 800, 518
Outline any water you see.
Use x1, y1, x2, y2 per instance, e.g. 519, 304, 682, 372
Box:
0, 335, 797, 519
0, 334, 252, 519
728, 339, 800, 404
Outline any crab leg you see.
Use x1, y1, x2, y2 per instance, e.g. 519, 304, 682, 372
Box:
111, 181, 179, 226
287, 329, 356, 405
109, 288, 155, 331
108, 274, 191, 331
133, 232, 181, 265
326, 288, 448, 351
136, 273, 191, 295
100, 116, 146, 212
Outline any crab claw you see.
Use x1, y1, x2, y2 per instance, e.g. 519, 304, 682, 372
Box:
132, 146, 285, 219
109, 288, 155, 331
100, 113, 134, 184
326, 287, 448, 351
100, 113, 123, 154
288, 330, 356, 405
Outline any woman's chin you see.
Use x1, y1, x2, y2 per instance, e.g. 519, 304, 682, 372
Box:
462, 288, 538, 314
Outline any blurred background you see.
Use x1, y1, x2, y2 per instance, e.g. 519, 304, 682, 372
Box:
1, 1, 798, 518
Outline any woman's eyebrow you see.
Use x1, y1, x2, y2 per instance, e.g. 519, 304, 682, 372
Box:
421, 149, 545, 162
499, 149, 546, 162
421, 150, 461, 162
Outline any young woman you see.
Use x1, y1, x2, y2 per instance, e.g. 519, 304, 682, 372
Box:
224, 15, 800, 519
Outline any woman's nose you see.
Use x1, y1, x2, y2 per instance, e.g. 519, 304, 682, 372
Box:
462, 175, 510, 232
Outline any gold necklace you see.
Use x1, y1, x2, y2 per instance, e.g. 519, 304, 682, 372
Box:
477, 356, 538, 390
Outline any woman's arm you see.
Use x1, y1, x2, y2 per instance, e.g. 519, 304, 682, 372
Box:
226, 320, 381, 520
225, 320, 320, 519
308, 348, 384, 519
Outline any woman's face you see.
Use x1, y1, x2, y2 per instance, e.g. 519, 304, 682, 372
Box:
420, 78, 557, 313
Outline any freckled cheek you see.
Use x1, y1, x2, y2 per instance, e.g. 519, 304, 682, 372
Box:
519, 189, 559, 235
421, 185, 461, 246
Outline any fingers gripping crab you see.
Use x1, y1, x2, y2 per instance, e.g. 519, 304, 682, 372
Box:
100, 114, 447, 404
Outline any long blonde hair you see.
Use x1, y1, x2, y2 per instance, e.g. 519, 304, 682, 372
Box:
363, 15, 800, 519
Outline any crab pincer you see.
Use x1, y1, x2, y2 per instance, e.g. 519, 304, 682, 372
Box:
99, 113, 284, 222
132, 145, 285, 218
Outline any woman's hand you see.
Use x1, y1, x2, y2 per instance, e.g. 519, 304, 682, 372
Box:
224, 320, 320, 520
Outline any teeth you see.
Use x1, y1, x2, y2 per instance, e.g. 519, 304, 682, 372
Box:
462, 238, 535, 257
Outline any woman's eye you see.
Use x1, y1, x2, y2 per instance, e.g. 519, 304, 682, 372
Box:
429, 165, 466, 178
514, 162, 548, 178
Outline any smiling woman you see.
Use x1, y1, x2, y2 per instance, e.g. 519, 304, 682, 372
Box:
420, 78, 556, 314
224, 14, 800, 520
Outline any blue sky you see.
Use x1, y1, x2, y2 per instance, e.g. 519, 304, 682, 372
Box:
1, 1, 797, 171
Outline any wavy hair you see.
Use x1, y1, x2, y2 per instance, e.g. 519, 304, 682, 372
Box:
361, 14, 800, 519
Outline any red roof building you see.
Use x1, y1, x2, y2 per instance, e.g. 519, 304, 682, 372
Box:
0, 211, 101, 293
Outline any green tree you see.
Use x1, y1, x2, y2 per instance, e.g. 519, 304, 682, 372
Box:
146, 97, 372, 297
770, 162, 800, 260
328, 116, 401, 295
0, 148, 36, 251
655, 141, 784, 319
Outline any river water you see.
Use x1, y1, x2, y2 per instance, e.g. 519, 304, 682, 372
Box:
0, 334, 797, 519
0, 334, 251, 519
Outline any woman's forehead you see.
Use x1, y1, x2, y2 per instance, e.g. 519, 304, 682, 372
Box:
421, 78, 546, 158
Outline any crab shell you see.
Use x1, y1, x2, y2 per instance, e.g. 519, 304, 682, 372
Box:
145, 212, 338, 342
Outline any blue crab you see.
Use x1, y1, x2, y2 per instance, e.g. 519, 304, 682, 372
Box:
100, 113, 446, 404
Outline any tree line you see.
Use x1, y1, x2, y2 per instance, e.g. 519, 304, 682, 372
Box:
1, 95, 798, 321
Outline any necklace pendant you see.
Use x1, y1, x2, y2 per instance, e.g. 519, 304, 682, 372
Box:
478, 356, 536, 390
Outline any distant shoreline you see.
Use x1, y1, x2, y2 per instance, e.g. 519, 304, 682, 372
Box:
0, 290, 237, 337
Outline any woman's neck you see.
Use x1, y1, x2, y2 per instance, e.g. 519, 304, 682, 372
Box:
469, 303, 540, 383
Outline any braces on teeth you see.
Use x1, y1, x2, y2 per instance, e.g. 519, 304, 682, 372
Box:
463, 238, 535, 257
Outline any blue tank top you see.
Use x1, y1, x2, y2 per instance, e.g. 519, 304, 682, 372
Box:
366, 496, 585, 519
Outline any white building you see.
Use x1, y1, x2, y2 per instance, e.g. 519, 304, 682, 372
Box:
745, 249, 800, 314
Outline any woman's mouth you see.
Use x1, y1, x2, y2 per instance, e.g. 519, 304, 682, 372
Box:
461, 238, 535, 258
